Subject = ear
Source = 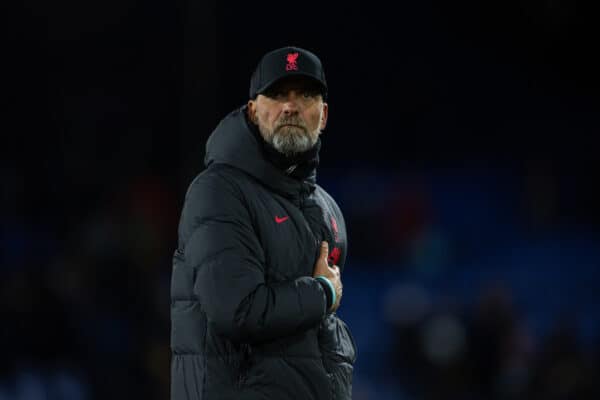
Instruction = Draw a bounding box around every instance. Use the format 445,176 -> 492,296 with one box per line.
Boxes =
319,102 -> 328,133
247,99 -> 257,123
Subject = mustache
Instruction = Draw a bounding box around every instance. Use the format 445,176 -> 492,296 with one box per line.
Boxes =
275,117 -> 307,131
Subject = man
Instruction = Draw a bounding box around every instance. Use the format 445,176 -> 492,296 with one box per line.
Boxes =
171,46 -> 356,400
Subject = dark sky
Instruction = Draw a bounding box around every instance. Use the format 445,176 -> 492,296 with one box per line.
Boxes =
215,1 -> 599,165
4,0 -> 599,227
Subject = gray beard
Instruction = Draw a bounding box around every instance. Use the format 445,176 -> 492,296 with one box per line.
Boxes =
260,126 -> 317,156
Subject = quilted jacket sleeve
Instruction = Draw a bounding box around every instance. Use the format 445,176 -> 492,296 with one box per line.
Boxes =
180,170 -> 328,344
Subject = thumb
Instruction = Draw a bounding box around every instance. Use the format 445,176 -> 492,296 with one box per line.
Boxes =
320,241 -> 329,260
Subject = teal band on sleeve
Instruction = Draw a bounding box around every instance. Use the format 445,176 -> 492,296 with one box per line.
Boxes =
315,275 -> 336,310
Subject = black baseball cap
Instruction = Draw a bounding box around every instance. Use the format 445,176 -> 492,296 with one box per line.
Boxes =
249,46 -> 328,100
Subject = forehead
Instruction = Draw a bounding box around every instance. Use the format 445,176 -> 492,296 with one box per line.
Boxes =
265,76 -> 323,93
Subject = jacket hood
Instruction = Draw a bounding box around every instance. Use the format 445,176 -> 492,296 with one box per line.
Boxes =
205,106 -> 317,198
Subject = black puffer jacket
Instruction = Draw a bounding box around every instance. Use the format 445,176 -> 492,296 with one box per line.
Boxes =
170,106 -> 357,400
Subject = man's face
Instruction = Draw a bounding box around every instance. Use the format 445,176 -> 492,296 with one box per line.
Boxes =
248,76 -> 328,156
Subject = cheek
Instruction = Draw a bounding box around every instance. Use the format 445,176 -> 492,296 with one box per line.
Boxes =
259,110 -> 277,126
305,110 -> 322,128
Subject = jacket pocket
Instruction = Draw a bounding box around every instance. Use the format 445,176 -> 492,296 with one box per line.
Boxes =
319,315 -> 357,400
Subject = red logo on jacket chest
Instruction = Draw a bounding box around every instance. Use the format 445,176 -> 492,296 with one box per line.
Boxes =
275,215 -> 289,224
328,246 -> 341,266
328,215 -> 341,265
330,216 -> 339,241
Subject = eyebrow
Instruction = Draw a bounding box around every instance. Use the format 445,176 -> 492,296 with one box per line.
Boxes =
268,84 -> 321,94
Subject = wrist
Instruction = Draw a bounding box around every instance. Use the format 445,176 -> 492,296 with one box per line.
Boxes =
315,275 -> 336,312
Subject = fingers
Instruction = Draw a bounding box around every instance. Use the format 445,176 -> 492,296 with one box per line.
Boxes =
330,263 -> 340,275
314,242 -> 342,282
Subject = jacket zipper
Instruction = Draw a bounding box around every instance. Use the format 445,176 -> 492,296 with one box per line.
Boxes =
298,188 -> 320,261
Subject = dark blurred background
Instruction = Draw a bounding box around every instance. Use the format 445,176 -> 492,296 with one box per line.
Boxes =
2,0 -> 600,399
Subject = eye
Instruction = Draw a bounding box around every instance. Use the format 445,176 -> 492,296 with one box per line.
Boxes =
264,89 -> 284,99
302,90 -> 319,99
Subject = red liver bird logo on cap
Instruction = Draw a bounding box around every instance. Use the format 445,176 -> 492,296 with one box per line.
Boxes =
286,53 -> 299,71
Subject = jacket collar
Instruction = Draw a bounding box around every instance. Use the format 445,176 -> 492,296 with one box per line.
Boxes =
204,106 -> 318,199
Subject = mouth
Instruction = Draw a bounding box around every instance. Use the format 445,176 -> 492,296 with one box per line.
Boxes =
278,123 -> 305,130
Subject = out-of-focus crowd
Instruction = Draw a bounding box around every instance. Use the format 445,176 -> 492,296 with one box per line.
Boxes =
2,163 -> 599,400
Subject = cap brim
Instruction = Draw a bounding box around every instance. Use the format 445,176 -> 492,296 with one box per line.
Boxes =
254,72 -> 327,99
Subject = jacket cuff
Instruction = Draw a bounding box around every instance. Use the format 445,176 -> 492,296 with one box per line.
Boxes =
315,276 -> 335,312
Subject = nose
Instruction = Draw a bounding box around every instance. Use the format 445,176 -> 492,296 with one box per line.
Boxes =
281,91 -> 300,114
